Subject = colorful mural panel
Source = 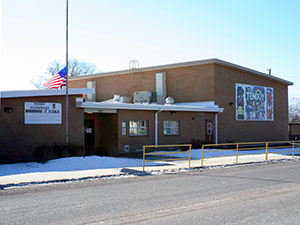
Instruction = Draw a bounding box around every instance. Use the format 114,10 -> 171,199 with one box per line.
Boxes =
236,83 -> 274,121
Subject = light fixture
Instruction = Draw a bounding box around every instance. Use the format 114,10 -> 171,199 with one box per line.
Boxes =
4,107 -> 13,113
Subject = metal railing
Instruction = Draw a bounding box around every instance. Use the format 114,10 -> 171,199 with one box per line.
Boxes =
201,141 -> 300,167
143,144 -> 192,171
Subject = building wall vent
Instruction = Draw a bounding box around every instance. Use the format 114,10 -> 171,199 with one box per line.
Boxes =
124,145 -> 130,152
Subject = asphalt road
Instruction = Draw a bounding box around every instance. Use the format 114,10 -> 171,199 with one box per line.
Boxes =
1,161 -> 300,225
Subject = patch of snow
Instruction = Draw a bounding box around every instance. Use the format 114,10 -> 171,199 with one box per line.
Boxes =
0,156 -> 166,177
1,147 -> 298,178
152,147 -> 297,159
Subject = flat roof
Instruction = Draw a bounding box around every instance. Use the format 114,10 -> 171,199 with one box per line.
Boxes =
0,88 -> 95,99
70,58 -> 293,86
79,101 -> 224,113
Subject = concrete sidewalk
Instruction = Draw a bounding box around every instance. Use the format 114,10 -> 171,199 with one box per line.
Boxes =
0,153 -> 298,187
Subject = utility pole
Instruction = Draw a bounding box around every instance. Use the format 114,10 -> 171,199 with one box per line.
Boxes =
65,0 -> 69,145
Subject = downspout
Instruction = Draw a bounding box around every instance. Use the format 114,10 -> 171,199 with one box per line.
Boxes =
155,109 -> 163,146
215,111 -> 222,144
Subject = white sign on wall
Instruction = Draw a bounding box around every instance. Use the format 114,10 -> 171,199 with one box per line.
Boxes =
122,122 -> 126,135
24,102 -> 62,124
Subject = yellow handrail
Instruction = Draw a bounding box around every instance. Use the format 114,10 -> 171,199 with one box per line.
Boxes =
143,144 -> 192,171
201,140 -> 299,167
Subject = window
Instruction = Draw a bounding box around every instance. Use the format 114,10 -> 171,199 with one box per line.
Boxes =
163,120 -> 180,135
129,120 -> 148,136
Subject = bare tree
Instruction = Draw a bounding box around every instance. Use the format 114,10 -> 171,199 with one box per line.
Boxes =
290,113 -> 300,123
289,103 -> 300,123
32,59 -> 98,89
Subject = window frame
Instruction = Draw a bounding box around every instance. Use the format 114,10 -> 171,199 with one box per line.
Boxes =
129,120 -> 149,136
163,120 -> 180,136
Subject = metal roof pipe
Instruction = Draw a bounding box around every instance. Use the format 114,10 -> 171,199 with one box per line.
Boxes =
215,112 -> 222,144
155,109 -> 163,146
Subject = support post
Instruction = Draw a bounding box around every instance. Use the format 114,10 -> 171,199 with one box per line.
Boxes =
188,144 -> 192,168
265,142 -> 269,160
143,146 -> 145,172
236,144 -> 239,164
201,145 -> 204,167
292,141 -> 295,159
215,113 -> 218,144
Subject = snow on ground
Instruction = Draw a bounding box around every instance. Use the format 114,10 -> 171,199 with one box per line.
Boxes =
1,147 -> 298,177
0,156 -> 166,177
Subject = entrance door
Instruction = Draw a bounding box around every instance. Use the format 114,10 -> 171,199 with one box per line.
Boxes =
84,119 -> 95,148
205,119 -> 214,144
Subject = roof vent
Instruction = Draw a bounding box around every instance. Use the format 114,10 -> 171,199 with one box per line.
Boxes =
165,97 -> 174,105
114,95 -> 120,102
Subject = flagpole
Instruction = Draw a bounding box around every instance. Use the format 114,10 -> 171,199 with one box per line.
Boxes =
65,0 -> 69,146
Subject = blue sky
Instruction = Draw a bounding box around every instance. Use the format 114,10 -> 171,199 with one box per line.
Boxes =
1,0 -> 300,96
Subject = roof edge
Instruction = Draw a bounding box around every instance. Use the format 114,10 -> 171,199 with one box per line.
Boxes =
213,59 -> 293,86
69,58 -> 293,86
79,101 -> 224,113
0,88 -> 95,99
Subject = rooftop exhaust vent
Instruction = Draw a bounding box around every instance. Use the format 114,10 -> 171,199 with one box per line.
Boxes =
114,95 -> 120,102
165,97 -> 174,105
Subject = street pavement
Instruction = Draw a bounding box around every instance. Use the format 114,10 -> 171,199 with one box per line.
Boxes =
1,160 -> 300,224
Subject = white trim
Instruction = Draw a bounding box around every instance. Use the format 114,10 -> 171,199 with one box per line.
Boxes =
1,88 -> 95,99
84,108 -> 117,114
70,58 -> 293,86
79,101 -> 224,113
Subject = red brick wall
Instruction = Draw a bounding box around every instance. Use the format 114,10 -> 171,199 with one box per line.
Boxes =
69,64 -> 215,103
118,110 -> 155,153
68,62 -> 290,144
158,111 -> 214,146
0,95 -> 84,163
214,64 -> 289,142
117,110 -> 215,154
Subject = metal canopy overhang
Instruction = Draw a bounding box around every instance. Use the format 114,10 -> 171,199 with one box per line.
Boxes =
79,102 -> 224,113
0,88 -> 95,99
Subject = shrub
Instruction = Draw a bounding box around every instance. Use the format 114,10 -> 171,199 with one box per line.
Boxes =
68,144 -> 85,157
191,139 -> 203,149
32,144 -> 51,163
33,144 -> 85,163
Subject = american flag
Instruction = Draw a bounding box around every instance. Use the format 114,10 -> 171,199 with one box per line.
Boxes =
44,67 -> 67,89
